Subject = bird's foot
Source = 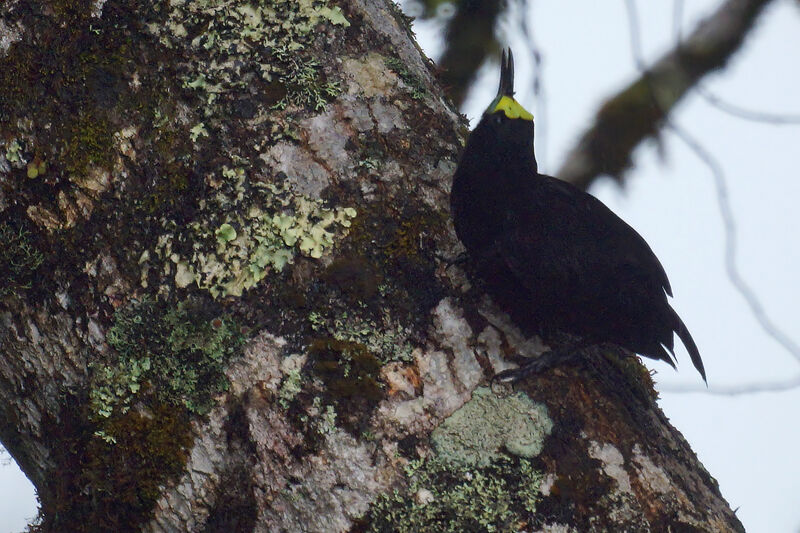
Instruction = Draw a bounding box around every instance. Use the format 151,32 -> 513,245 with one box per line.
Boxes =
492,347 -> 583,383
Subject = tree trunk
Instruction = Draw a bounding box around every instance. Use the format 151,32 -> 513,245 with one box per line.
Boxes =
0,1 -> 743,531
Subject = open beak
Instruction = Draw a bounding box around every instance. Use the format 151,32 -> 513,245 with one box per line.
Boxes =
497,48 -> 515,98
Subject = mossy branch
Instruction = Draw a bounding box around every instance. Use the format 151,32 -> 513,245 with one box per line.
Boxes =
556,0 -> 774,190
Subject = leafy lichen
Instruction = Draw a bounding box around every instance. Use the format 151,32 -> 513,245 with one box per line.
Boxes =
363,388 -> 552,531
159,0 -> 349,115
151,166 -> 357,298
89,298 -> 244,433
308,307 -> 415,365
365,454 -> 544,533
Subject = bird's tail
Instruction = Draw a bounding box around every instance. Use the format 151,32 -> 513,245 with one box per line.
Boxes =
671,307 -> 707,383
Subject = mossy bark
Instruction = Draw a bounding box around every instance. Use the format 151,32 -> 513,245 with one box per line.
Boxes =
0,1 -> 743,531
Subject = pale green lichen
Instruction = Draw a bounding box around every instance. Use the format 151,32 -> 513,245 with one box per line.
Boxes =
308,307 -> 414,364
3,138 -> 23,165
158,0 -> 349,115
90,299 -> 244,438
365,389 -> 550,531
189,122 -> 209,142
153,166 -> 357,298
305,396 -> 338,436
215,223 -> 237,244
366,454 -> 544,533
278,354 -> 306,409
431,387 -> 553,467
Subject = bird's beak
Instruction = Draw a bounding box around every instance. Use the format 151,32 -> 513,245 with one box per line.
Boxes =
486,48 -> 533,121
497,48 -> 515,98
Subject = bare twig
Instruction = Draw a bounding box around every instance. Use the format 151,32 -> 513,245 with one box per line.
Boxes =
556,0 -> 774,191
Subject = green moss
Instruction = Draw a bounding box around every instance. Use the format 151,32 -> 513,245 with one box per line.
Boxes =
90,298 -> 244,427
365,454 -> 543,533
431,387 -> 553,467
63,110 -> 115,175
309,337 -> 383,400
307,337 -> 384,435
82,404 -> 193,526
0,2 -> 134,178
40,400 -> 193,533
599,346 -> 659,401
0,221 -> 44,298
342,204 -> 446,324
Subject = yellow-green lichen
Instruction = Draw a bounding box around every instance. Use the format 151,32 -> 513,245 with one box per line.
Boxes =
26,159 -> 47,179
431,387 -> 553,467
153,166 -> 357,298
3,138 -> 24,165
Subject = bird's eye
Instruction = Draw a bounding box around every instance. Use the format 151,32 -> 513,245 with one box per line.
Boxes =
492,114 -> 503,125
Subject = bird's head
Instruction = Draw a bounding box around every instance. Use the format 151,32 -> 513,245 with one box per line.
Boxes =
470,49 -> 536,168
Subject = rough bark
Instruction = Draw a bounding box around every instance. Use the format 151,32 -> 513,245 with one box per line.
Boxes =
557,0 -> 774,190
0,1 -> 742,532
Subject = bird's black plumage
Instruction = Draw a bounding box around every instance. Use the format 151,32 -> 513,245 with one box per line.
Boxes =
450,49 -> 706,381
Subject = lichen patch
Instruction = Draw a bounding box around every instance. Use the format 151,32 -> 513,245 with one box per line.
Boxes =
432,387 -> 553,468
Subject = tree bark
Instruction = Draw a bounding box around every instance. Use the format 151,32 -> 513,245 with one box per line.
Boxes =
0,1 -> 743,532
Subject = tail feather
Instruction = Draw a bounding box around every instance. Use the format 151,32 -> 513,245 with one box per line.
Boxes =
655,344 -> 677,369
671,307 -> 707,383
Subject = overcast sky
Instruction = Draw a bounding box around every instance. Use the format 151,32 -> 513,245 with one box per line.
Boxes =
2,1 -> 800,532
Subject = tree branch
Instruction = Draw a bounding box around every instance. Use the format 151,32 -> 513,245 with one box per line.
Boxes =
556,0 -> 774,190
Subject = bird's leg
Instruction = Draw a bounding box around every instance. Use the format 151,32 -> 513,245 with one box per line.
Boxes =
493,340 -> 593,383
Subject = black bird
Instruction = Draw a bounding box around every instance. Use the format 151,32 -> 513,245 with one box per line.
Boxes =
450,49 -> 706,382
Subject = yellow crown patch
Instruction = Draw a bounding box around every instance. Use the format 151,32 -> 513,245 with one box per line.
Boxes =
490,95 -> 534,121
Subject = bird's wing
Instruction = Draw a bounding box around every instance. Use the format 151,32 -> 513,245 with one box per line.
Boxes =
493,173 -> 676,322
519,175 -> 673,296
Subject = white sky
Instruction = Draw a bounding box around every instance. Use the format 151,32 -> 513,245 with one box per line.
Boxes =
1,1 -> 799,532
